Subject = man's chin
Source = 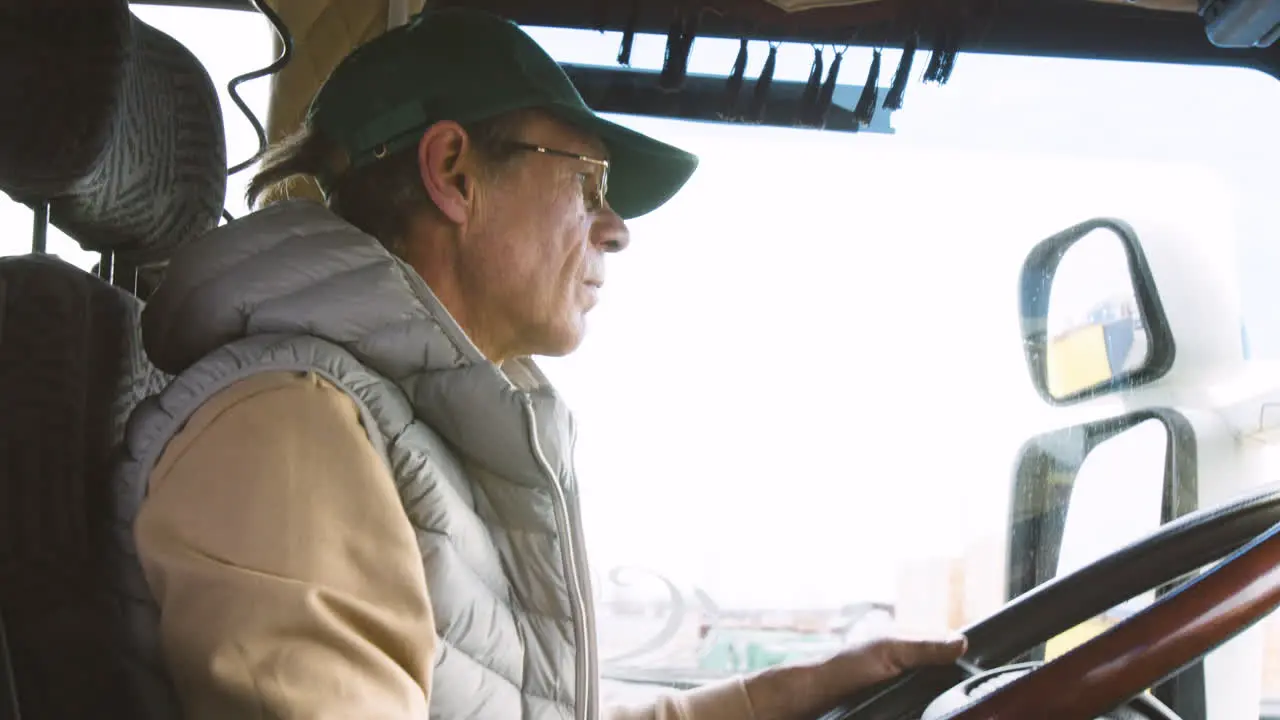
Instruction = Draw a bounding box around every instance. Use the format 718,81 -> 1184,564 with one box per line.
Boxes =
537,320 -> 587,358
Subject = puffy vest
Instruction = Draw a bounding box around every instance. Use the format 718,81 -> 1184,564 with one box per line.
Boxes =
118,200 -> 599,719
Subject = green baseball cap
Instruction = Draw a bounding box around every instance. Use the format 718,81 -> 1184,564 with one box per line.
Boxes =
307,7 -> 699,220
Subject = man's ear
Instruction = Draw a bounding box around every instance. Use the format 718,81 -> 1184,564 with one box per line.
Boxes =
417,121 -> 473,225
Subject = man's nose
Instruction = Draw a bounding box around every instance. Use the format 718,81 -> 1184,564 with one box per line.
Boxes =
593,211 -> 631,253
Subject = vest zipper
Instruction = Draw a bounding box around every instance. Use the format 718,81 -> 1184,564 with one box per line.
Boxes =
521,396 -> 592,720
567,418 -> 600,720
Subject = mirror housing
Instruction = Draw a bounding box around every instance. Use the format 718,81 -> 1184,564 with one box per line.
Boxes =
1006,409 -> 1199,605
1019,218 -> 1176,405
1005,408 -> 1205,714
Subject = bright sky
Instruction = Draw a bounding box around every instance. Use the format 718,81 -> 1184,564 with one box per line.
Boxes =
2,7 -> 1279,613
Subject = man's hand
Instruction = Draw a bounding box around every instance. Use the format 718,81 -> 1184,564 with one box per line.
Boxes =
743,632 -> 968,720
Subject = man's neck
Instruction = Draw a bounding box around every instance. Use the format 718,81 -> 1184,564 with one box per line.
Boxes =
405,265 -> 508,365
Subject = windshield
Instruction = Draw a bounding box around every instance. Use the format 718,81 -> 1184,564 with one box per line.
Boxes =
0,7 -> 1277,718
521,27 -> 1280,713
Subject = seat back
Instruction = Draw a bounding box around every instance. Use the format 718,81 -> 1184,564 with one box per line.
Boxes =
0,2 -> 226,717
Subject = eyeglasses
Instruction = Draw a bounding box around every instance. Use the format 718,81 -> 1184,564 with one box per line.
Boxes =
504,141 -> 610,213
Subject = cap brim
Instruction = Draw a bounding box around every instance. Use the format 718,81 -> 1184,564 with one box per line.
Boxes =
550,104 -> 699,221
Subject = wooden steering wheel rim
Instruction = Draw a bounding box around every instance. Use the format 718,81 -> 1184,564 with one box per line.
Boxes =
945,519 -> 1280,719
832,485 -> 1280,719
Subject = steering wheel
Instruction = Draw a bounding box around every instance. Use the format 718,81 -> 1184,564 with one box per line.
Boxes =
823,483 -> 1280,720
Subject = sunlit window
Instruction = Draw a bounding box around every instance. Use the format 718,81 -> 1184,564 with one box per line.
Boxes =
524,27 -> 1280,710
0,5 -> 272,269
2,7 -> 1277,715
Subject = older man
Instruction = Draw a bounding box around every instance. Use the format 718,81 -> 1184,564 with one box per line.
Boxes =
125,8 -> 964,720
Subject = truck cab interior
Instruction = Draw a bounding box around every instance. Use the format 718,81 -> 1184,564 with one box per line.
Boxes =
2,1 -> 1280,718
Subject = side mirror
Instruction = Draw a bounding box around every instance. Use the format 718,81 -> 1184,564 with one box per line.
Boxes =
1006,409 -> 1198,605
1004,409 -> 1204,713
1019,218 -> 1175,404
1046,418 -> 1169,659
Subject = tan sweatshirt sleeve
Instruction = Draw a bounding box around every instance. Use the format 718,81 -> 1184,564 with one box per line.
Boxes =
134,371 -> 436,720
604,679 -> 758,720
134,370 -> 756,720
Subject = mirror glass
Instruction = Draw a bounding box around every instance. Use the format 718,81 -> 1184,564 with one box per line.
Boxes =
1044,227 -> 1151,400
1044,418 -> 1168,661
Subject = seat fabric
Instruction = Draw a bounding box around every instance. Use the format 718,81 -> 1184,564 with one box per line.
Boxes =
0,2 -> 227,717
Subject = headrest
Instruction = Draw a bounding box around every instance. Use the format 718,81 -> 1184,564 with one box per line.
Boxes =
0,1 -> 227,264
